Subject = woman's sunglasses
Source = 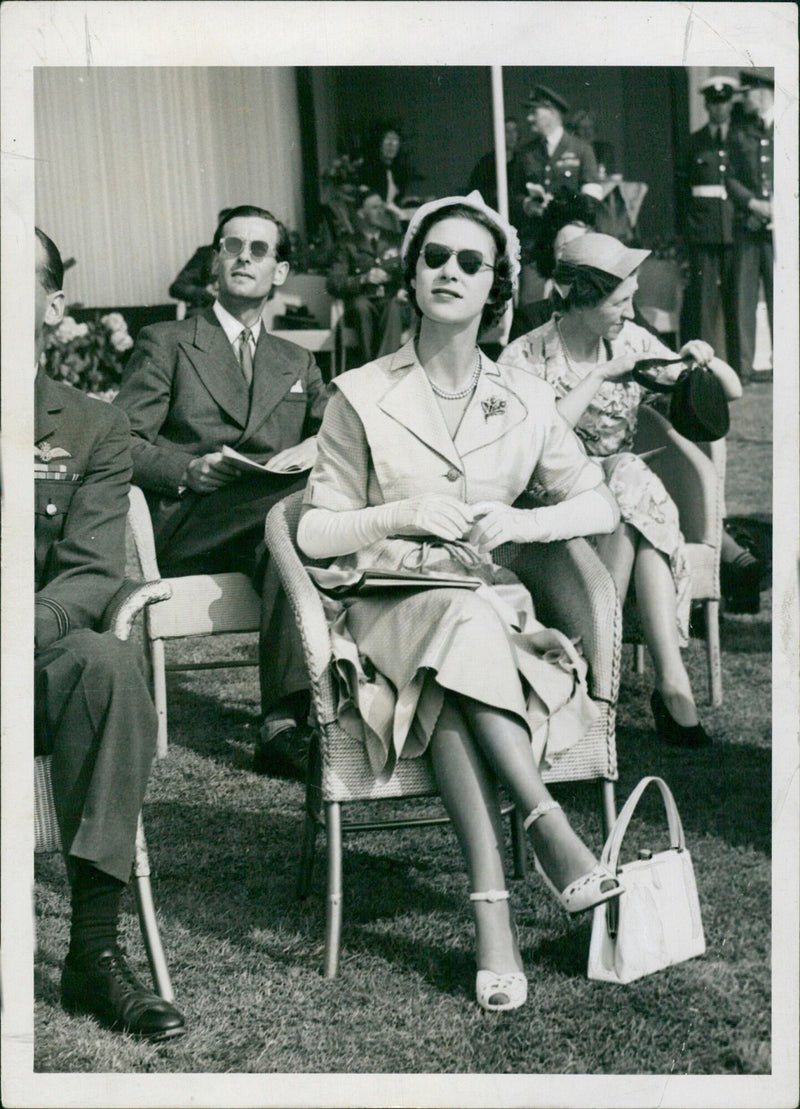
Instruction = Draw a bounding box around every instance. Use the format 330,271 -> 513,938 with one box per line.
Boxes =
219,236 -> 275,261
421,243 -> 495,277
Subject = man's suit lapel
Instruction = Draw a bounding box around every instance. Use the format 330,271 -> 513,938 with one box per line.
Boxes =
242,331 -> 302,442
181,310 -> 250,428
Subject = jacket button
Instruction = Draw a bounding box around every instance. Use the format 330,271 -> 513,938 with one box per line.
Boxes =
445,468 -> 460,482
46,502 -> 58,516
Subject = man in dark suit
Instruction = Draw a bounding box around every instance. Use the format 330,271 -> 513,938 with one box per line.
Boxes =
114,205 -> 328,776
34,228 -> 186,1041
326,190 -> 408,363
466,116 -> 524,212
727,69 -> 774,382
510,85 -> 602,304
680,76 -> 739,363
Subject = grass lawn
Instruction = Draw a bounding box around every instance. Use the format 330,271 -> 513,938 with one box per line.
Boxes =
33,385 -> 774,1076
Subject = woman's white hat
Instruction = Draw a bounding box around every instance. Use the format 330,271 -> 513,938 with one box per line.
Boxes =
401,191 -> 521,291
553,231 -> 650,298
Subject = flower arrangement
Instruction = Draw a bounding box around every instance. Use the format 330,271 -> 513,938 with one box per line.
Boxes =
43,311 -> 134,400
321,154 -> 364,190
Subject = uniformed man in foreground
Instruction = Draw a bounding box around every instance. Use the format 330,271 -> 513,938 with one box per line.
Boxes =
681,76 -> 739,363
34,227 -> 186,1041
727,68 -> 774,383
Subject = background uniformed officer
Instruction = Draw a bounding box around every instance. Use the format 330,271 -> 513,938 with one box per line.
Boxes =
727,68 -> 774,382
680,75 -> 739,364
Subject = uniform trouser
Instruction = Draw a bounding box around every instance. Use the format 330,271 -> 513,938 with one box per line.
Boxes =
687,244 -> 738,365
347,295 -> 408,363
734,231 -> 773,378
151,474 -> 310,718
35,629 -> 157,884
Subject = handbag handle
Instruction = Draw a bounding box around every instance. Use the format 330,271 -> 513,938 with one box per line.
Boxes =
601,776 -> 686,874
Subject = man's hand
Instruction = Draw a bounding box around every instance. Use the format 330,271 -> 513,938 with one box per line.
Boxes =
268,436 -> 318,474
393,494 -> 477,542
748,198 -> 772,222
183,451 -> 241,494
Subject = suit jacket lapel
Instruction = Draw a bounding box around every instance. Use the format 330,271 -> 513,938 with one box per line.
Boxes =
181,310 -> 250,428
378,344 -> 463,470
242,330 -> 303,442
455,359 -> 528,457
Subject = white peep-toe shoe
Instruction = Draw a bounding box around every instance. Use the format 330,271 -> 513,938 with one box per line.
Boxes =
470,889 -> 528,1012
524,801 -> 624,916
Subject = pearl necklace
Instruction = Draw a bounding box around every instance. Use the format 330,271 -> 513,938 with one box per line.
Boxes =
425,349 -> 482,400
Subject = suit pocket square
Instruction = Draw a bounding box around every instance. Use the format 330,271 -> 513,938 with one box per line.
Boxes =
289,380 -> 305,394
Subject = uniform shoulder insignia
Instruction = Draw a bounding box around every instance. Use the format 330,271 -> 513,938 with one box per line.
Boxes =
35,442 -> 72,462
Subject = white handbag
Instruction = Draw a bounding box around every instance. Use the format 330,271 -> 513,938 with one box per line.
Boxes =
588,776 -> 706,984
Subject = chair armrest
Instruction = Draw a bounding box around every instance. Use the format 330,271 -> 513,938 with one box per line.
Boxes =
126,486 -> 162,581
100,579 -> 173,641
634,405 -> 722,546
496,538 -> 621,704
265,493 -> 338,723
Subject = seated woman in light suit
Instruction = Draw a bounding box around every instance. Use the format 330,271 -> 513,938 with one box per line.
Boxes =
296,192 -> 624,1012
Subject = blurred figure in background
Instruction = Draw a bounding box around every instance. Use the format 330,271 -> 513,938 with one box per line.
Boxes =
680,77 -> 739,364
359,122 -> 422,229
568,108 -> 616,180
467,117 -> 524,211
727,68 -> 774,383
169,208 -> 233,315
326,189 -> 409,364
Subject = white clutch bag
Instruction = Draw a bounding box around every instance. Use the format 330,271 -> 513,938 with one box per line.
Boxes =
588,776 -> 706,984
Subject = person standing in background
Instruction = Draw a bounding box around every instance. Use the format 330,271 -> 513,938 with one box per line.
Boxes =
168,208 -> 233,315
727,68 -> 774,383
680,77 -> 739,365
467,117 -> 524,211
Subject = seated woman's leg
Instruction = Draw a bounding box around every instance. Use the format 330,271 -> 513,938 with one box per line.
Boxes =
634,540 -> 698,726
456,696 -> 612,898
428,697 -> 522,982
593,519 -> 637,603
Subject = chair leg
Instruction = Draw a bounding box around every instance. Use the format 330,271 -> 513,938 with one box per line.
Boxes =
705,599 -> 722,707
132,816 -> 174,1002
150,637 -> 169,758
510,807 -> 528,879
600,779 -> 617,841
296,809 -> 318,899
633,643 -> 646,674
323,802 -> 343,979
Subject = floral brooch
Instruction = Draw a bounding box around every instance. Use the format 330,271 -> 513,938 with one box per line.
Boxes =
481,396 -> 506,421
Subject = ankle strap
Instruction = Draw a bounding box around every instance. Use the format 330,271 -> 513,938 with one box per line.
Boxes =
469,889 -> 509,903
523,800 -> 562,831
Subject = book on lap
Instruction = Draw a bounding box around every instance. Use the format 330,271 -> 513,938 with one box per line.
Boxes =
307,566 -> 483,599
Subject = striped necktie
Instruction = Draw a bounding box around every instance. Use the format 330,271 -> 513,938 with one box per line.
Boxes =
238,328 -> 254,386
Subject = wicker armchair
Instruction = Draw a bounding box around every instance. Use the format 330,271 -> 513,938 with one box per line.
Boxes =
35,578 -> 175,1000
265,490 -> 621,978
631,404 -> 726,705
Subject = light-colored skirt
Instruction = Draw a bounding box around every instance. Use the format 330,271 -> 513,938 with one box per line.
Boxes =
316,537 -> 599,779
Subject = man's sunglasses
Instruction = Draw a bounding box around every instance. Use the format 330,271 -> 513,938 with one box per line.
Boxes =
421,243 -> 495,276
219,236 -> 275,261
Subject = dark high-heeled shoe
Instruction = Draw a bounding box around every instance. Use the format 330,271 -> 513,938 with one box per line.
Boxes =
651,690 -> 712,749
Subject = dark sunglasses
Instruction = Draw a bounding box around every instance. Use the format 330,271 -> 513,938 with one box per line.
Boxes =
219,236 -> 275,261
421,242 -> 495,276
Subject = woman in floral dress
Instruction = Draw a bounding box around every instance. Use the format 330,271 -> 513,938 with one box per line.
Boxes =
500,231 -> 741,747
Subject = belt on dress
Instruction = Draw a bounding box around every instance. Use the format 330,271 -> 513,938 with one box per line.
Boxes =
691,185 -> 728,199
